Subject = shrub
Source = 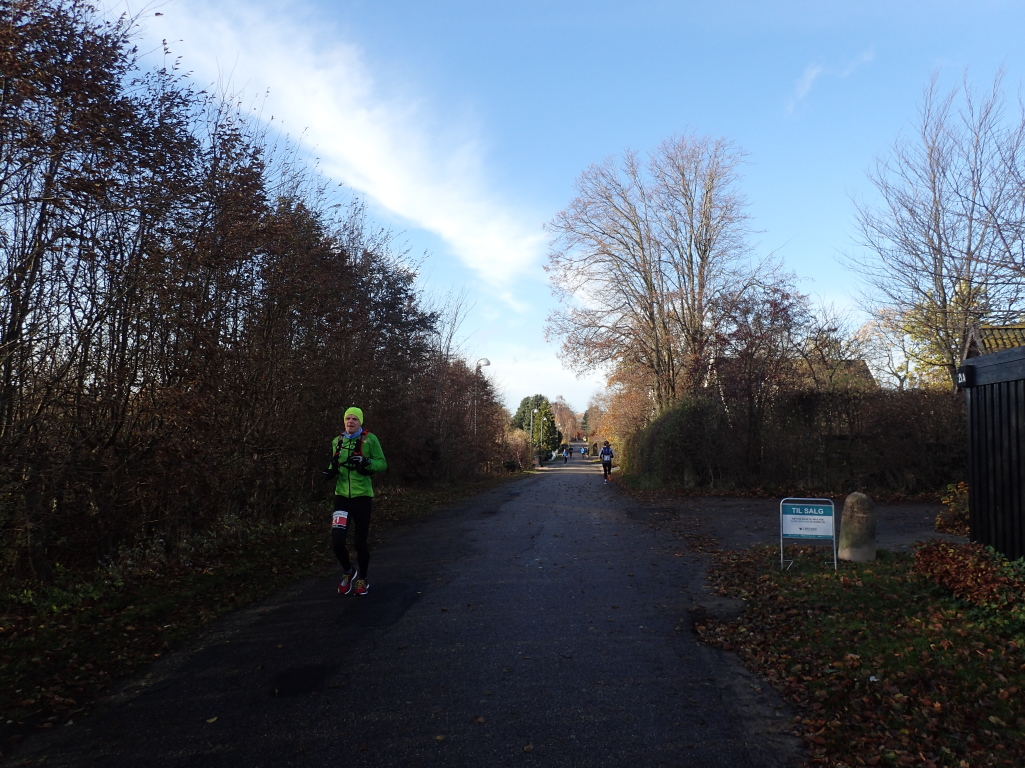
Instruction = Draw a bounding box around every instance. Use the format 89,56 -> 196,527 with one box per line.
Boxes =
628,397 -> 737,488
936,481 -> 970,535
914,541 -> 1025,623
628,388 -> 965,495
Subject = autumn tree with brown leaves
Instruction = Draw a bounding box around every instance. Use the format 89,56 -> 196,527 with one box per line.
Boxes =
0,0 -> 505,582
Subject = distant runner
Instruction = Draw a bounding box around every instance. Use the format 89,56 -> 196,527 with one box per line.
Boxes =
599,441 -> 614,483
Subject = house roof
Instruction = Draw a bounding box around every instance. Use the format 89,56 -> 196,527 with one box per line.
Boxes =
970,325 -> 1025,356
805,359 -> 878,389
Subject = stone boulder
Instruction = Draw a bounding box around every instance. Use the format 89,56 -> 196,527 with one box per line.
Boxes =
838,492 -> 876,562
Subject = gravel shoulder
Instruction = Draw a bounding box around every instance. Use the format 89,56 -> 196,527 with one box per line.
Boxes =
627,490 -> 968,645
658,494 -> 966,553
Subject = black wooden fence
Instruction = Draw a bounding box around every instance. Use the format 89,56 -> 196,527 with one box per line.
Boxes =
958,346 -> 1025,560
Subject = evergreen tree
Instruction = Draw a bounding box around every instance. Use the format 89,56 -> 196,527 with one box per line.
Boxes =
536,401 -> 560,452
510,394 -> 550,432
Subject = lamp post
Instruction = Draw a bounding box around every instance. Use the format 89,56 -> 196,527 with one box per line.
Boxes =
473,358 -> 490,436
541,417 -> 547,456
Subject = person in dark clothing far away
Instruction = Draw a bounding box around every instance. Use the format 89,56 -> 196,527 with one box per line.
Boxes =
599,441 -> 614,482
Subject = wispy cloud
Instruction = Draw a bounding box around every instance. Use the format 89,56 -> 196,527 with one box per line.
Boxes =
144,0 -> 543,291
841,48 -> 876,77
786,48 -> 875,114
492,343 -> 606,413
796,65 -> 824,100
788,64 -> 824,112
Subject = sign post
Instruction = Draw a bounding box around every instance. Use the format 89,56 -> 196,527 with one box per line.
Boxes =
780,498 -> 836,571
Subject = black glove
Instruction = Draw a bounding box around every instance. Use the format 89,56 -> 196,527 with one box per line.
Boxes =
352,455 -> 372,475
322,468 -> 338,480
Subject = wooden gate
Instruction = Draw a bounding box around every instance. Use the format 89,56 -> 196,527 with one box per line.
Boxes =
958,346 -> 1025,559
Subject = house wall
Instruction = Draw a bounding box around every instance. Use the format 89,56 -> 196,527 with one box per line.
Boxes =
959,347 -> 1025,559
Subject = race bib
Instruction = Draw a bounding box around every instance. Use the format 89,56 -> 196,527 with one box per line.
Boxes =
332,511 -> 349,528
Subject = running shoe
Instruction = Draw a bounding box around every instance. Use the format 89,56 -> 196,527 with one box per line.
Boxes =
338,566 -> 357,595
353,578 -> 370,597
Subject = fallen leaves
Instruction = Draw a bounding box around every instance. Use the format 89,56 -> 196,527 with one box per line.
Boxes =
915,541 -> 1025,623
697,544 -> 1025,767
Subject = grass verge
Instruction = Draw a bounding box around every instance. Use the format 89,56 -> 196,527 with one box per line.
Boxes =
0,473 -> 527,756
698,544 -> 1025,767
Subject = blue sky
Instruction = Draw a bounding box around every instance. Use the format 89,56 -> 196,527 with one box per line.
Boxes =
128,0 -> 1025,413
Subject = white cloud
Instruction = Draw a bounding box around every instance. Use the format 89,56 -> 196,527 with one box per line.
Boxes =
841,47 -> 876,77
143,0 -> 543,290
786,48 -> 875,114
124,0 -> 602,408
489,343 -> 605,414
787,64 -> 823,113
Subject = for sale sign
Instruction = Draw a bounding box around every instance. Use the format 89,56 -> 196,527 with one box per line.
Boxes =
781,501 -> 834,539
780,498 -> 836,570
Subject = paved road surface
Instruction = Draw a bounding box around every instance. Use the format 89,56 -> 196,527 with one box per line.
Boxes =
10,460 -> 798,767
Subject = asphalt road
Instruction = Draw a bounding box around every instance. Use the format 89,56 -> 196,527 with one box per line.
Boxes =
10,460 -> 799,767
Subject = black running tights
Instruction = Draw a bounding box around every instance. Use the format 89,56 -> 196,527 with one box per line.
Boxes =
332,495 -> 373,578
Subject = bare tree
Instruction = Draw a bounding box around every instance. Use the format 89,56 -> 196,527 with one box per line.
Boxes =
549,395 -> 578,441
545,134 -> 755,416
649,135 -> 756,391
855,310 -> 915,390
849,71 -> 1025,388
545,151 -> 675,412
798,303 -> 872,391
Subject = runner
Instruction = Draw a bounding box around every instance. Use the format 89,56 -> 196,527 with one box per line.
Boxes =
599,441 -> 614,482
324,407 -> 387,596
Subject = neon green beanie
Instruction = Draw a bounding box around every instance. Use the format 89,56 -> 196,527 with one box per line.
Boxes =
344,406 -> 364,423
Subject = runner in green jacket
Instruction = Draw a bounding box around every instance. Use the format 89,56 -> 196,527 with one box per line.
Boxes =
326,406 -> 387,596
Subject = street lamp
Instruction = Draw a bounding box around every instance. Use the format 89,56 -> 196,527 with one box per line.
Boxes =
473,358 -> 491,436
